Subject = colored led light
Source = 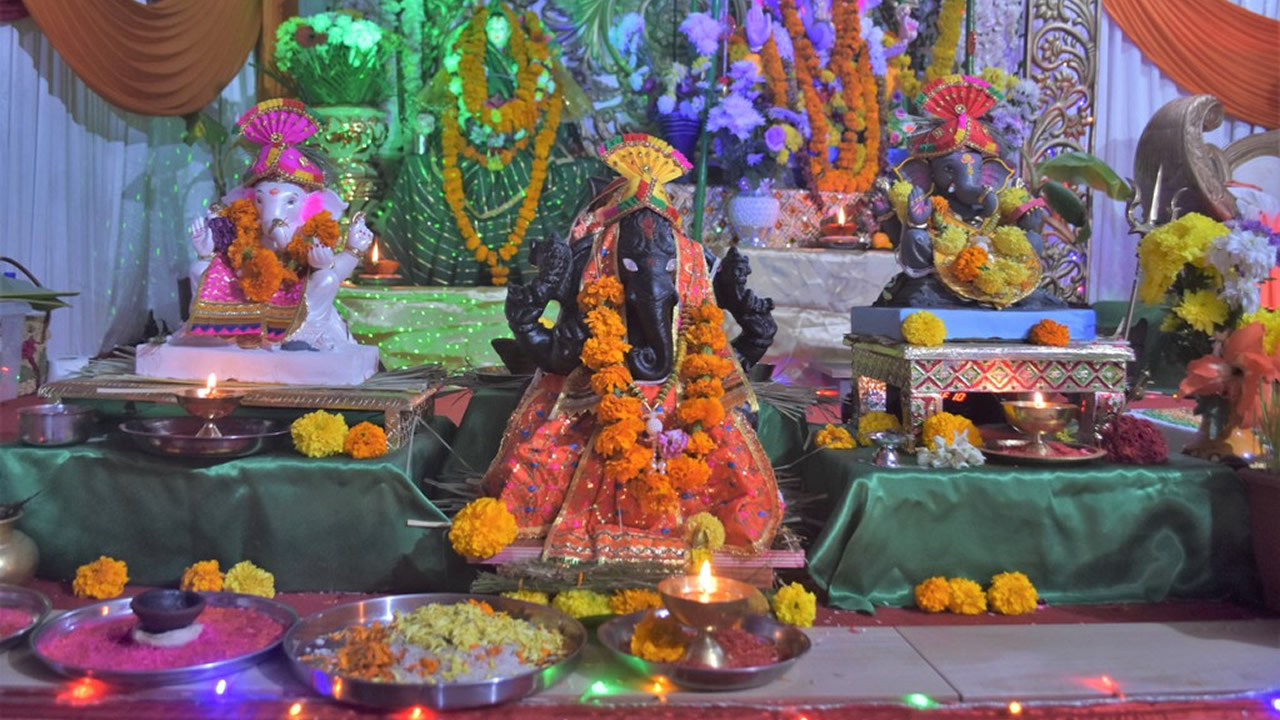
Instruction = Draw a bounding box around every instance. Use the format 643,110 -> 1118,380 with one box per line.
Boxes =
215,679 -> 227,695
905,692 -> 934,709
289,701 -> 302,716
1009,700 -> 1023,715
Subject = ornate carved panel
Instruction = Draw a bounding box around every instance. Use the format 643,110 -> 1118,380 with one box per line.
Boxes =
1023,0 -> 1099,304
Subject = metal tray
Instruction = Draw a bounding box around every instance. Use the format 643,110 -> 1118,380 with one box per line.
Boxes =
0,584 -> 51,650
982,438 -> 1108,466
597,610 -> 811,691
120,417 -> 289,459
29,592 -> 297,685
284,593 -> 585,711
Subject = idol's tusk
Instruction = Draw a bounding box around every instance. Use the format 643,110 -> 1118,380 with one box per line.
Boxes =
1147,166 -> 1163,225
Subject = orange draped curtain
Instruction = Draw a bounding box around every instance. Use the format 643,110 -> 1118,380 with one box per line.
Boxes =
1103,0 -> 1280,129
21,0 -> 262,117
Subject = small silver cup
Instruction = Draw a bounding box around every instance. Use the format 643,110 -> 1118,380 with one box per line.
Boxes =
869,431 -> 909,468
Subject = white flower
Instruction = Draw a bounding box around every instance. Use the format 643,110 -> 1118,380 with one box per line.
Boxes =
917,430 -> 985,468
657,95 -> 676,115
1207,228 -> 1273,312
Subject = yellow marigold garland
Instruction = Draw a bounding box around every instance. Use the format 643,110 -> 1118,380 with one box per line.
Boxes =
856,411 -> 902,446
815,423 -> 856,449
926,0 -> 966,84
772,582 -> 817,627
987,571 -> 1038,615
73,556 -> 129,599
610,588 -> 664,615
441,5 -> 564,285
449,497 -> 519,559
902,311 -> 946,346
922,411 -> 983,450
579,277 -> 730,520
914,576 -> 950,613
224,560 -> 275,598
180,560 -> 224,592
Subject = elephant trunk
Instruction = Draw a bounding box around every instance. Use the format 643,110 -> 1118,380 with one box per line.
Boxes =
266,218 -> 292,251
627,292 -> 677,382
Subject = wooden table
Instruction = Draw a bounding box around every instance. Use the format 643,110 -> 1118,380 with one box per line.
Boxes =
846,335 -> 1134,443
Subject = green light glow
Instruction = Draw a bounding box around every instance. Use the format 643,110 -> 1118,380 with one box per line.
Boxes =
905,692 -> 934,709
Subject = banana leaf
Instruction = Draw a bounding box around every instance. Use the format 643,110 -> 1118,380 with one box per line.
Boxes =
1036,152 -> 1134,202
1040,179 -> 1088,227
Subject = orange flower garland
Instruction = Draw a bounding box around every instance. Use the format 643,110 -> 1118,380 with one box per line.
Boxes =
760,35 -> 791,110
219,200 -> 340,301
441,5 -> 563,285
579,277 -> 731,520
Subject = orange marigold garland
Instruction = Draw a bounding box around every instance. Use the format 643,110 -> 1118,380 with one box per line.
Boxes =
579,277 -> 731,520
441,5 -> 564,285
219,201 -> 341,303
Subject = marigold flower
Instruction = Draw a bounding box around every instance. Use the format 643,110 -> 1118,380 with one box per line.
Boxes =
688,303 -> 725,325
344,421 -> 388,459
992,225 -> 1033,259
585,307 -> 626,339
686,431 -> 716,457
552,589 -> 612,618
501,590 -> 550,605
589,364 -> 635,396
902,311 -> 946,346
684,512 -> 726,550
922,412 -> 983,450
815,423 -> 856,449
291,410 -> 348,458
685,322 -> 727,348
581,336 -> 630,370
666,454 -> 712,491
772,582 -> 817,627
224,560 -> 275,598
598,394 -> 644,424
630,610 -> 688,662
72,556 -> 129,599
595,416 -> 644,456
946,577 -> 987,615
856,411 -> 901,446
605,445 -> 654,483
578,276 -> 624,310
449,497 -> 518,560
951,245 -> 989,283
677,397 -> 726,428
682,378 -> 726,400
610,588 -> 663,615
240,249 -> 286,302
1028,318 -> 1070,347
680,353 -> 734,381
180,559 -> 224,592
987,571 -> 1038,615
914,576 -> 950,613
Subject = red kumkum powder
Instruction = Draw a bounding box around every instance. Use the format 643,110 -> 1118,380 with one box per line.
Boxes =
683,628 -> 780,669
0,607 -> 35,637
39,607 -> 285,671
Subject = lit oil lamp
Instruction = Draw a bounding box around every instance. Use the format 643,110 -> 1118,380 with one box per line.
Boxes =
175,373 -> 244,439
820,205 -> 856,238
357,239 -> 403,285
1002,391 -> 1077,456
657,560 -> 756,668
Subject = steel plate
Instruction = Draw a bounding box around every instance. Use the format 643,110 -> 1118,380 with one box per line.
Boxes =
0,584 -> 51,650
119,417 -> 288,459
29,592 -> 297,685
283,593 -> 585,710
982,438 -> 1108,465
597,610 -> 811,691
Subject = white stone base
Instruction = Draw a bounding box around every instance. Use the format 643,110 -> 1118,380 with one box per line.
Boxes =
136,342 -> 380,386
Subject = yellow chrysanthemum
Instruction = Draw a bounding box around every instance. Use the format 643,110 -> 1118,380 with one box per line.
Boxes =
856,411 -> 902,446
992,226 -> 1033,259
902,311 -> 946,346
1173,289 -> 1229,336
974,266 -> 1009,295
609,588 -> 663,615
995,257 -> 1032,287
946,577 -> 987,615
889,180 -> 915,220
291,410 -> 348,458
180,559 -> 224,592
1137,212 -> 1229,305
987,571 -> 1038,615
449,497 -> 518,560
72,556 -> 129,599
922,412 -> 983,450
501,590 -> 550,606
981,66 -> 1012,93
551,589 -> 612,618
935,225 -> 967,255
914,576 -> 950,613
772,582 -> 817,627
997,186 -> 1032,217
684,512 -> 726,551
1239,309 -> 1280,353
815,423 -> 856,449
630,611 -> 688,662
223,560 -> 275,598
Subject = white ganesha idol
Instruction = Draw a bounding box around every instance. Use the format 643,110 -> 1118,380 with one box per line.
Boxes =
137,99 -> 379,385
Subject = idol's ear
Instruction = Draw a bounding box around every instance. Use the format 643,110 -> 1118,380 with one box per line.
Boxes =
981,156 -> 1014,191
302,188 -> 348,221
895,157 -> 934,194
220,185 -> 253,204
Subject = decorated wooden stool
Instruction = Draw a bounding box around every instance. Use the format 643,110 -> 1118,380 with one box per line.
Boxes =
846,335 -> 1134,445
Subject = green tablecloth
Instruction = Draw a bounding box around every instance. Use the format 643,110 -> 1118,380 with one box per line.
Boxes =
2,416 -> 470,593
803,448 -> 1259,612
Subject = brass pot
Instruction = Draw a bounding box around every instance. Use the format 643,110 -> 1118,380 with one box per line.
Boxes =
0,511 -> 38,585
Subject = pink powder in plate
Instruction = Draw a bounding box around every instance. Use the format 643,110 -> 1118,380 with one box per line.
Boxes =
0,607 -> 34,637
39,607 -> 285,671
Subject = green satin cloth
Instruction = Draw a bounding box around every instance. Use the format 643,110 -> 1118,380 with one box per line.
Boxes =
803,448 -> 1260,612
2,416 -> 473,593
335,285 -> 508,370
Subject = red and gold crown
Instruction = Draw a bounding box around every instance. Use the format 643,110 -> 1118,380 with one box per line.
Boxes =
910,75 -> 1004,158
593,134 -> 691,228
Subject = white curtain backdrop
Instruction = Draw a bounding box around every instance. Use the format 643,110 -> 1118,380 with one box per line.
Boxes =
1089,0 -> 1280,302
0,17 -> 255,361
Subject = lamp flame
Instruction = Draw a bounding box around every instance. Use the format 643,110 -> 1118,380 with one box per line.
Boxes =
198,373 -> 217,398
837,207 -> 846,225
371,240 -> 379,264
697,560 -> 713,592
1033,391 -> 1045,408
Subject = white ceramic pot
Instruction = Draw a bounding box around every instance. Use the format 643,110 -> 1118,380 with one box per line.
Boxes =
728,191 -> 780,247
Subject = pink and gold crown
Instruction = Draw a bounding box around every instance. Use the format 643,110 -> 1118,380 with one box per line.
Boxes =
910,75 -> 1003,158
237,98 -> 325,190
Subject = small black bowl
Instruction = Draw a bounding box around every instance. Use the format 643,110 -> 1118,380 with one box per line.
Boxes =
130,589 -> 206,634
